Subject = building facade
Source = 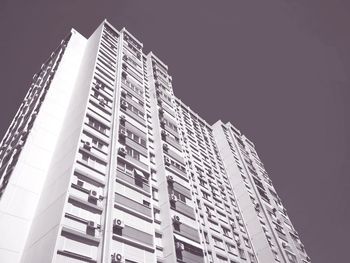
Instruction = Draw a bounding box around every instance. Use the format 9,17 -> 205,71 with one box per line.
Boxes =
0,20 -> 310,263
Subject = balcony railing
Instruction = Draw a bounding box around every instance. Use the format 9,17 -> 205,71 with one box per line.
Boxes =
116,169 -> 150,194
115,193 -> 152,218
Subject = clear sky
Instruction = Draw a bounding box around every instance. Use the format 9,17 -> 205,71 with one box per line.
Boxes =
0,1 -> 349,262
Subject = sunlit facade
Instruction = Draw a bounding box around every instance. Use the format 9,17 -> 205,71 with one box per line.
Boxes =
0,20 -> 310,263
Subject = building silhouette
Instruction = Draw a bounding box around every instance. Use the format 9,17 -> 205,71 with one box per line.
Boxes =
0,20 -> 310,263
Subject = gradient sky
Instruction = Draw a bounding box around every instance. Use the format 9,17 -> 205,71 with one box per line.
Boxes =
0,1 -> 349,262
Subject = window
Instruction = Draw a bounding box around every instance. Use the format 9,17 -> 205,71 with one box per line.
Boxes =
128,93 -> 144,106
226,243 -> 235,253
126,129 -> 147,147
150,153 -> 155,164
170,159 -> 185,172
238,248 -> 246,259
173,190 -> 186,203
217,256 -> 228,263
199,178 -> 206,187
117,159 -> 134,175
80,152 -> 106,173
248,253 -> 256,263
126,101 -> 144,118
201,190 -> 210,200
204,232 -> 209,243
88,117 -> 108,134
92,137 -> 105,150
243,238 -> 250,248
155,232 -> 162,247
213,237 -> 224,249
151,169 -> 156,180
153,208 -> 161,222
222,227 -> 231,237
163,118 -> 178,132
122,78 -> 144,96
152,188 -> 159,200
126,146 -> 140,160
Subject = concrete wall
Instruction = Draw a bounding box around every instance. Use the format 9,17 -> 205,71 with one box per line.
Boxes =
20,24 -> 104,263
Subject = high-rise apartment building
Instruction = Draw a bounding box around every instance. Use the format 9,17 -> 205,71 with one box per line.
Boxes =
0,20 -> 310,263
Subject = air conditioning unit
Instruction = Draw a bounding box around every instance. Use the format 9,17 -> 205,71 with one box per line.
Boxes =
118,146 -> 127,156
160,119 -> 166,126
170,194 -> 178,203
87,220 -> 97,229
113,218 -> 125,229
173,215 -> 181,224
20,129 -> 29,135
121,71 -> 128,79
158,108 -> 164,115
282,242 -> 287,248
111,253 -> 124,263
156,89 -> 163,96
277,219 -> 281,224
164,157 -> 171,166
230,222 -> 236,229
175,241 -> 185,251
119,115 -> 126,123
121,100 -> 127,109
167,175 -> 174,182
120,90 -> 127,97
207,211 -> 212,218
236,240 -> 241,246
119,128 -> 127,139
99,98 -> 106,106
83,141 -> 91,150
255,203 -> 260,211
161,130 -> 168,137
163,143 -> 169,151
88,190 -> 98,200
272,208 -> 277,213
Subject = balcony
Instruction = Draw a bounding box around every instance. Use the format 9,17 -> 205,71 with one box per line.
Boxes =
120,107 -> 146,127
121,80 -> 143,101
173,222 -> 200,243
125,95 -> 144,115
173,182 -> 191,199
163,134 -> 182,151
116,169 -> 150,194
124,137 -> 147,157
113,224 -> 153,248
75,161 -> 105,184
171,201 -> 196,220
167,162 -> 187,179
124,154 -> 148,171
162,103 -> 176,117
164,149 -> 185,166
115,193 -> 152,218
163,123 -> 179,139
